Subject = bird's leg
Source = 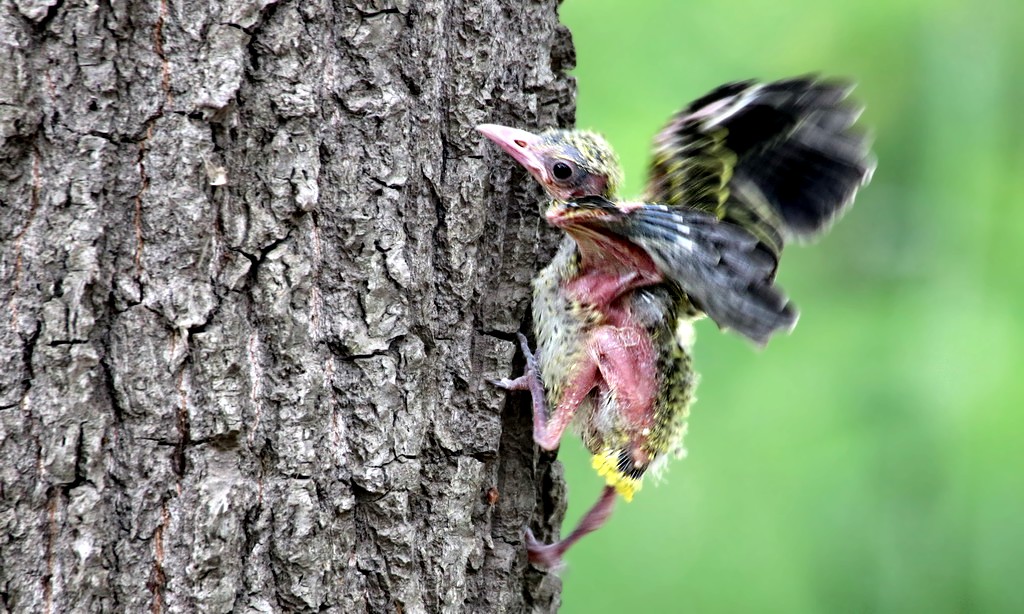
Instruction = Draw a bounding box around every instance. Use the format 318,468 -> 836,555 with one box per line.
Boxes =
564,269 -> 663,313
526,485 -> 617,568
590,324 -> 658,438
489,332 -> 551,433
531,357 -> 598,450
491,331 -> 616,566
491,332 -> 597,451
526,325 -> 656,569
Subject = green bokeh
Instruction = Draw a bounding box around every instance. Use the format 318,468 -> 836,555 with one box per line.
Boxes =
555,0 -> 1024,611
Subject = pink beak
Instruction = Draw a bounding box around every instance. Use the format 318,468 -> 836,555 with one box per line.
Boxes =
476,124 -> 548,181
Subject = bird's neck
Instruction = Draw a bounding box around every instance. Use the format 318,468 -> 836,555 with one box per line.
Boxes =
562,227 -> 661,316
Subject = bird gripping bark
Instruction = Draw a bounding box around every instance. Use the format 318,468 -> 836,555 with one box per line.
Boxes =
480,76 -> 875,568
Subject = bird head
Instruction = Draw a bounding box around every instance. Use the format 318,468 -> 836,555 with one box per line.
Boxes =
476,124 -> 624,201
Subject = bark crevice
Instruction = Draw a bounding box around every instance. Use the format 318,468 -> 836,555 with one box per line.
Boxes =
0,0 -> 575,611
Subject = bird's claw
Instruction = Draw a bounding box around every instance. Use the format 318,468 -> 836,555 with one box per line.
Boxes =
514,332 -> 534,361
486,333 -> 540,392
524,527 -> 566,569
487,377 -> 517,390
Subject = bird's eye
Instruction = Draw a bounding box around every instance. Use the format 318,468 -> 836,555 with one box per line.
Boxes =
552,161 -> 575,181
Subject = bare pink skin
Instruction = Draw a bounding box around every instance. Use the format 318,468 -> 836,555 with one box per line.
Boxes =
492,269 -> 660,568
494,323 -> 655,567
525,486 -> 617,568
480,123 -> 663,567
495,228 -> 662,453
562,225 -> 663,310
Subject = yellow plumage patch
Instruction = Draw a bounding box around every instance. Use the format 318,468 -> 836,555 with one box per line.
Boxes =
591,451 -> 643,502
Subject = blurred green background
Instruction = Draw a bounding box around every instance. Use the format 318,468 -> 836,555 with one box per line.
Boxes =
555,0 -> 1024,611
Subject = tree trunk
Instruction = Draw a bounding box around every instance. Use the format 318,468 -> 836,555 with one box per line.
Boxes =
0,0 -> 574,611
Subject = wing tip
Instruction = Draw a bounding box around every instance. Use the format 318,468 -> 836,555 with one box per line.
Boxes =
740,301 -> 800,348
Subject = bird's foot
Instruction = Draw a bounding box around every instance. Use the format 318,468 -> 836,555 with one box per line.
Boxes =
487,376 -> 529,390
513,332 -> 538,369
487,332 -> 541,390
524,486 -> 618,568
489,333 -> 549,416
524,528 -> 568,570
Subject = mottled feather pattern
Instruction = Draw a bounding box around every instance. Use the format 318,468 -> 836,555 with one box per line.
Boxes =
646,76 -> 875,256
476,75 -> 873,563
532,237 -> 590,408
532,238 -> 696,484
541,129 -> 625,196
636,287 -> 697,466
591,202 -> 797,345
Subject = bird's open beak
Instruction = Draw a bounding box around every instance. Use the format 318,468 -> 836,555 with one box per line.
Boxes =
476,124 -> 548,181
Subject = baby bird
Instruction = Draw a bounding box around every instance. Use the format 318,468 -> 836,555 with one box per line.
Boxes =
479,76 -> 874,567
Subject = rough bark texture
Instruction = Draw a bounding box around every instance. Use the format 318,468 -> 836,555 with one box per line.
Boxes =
0,0 -> 574,611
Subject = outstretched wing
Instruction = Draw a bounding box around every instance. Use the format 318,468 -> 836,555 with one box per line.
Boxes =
578,199 -> 798,345
645,76 -> 874,257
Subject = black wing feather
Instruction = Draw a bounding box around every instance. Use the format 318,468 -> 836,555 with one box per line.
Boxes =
594,203 -> 798,345
646,76 -> 875,255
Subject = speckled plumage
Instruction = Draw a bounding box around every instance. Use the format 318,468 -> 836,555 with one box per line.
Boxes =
531,237 -> 697,500
478,75 -> 874,565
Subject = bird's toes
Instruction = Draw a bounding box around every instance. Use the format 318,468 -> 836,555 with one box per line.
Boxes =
487,377 -> 514,390
524,528 -> 565,569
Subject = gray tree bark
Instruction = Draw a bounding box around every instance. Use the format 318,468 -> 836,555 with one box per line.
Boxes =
0,0 -> 574,611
